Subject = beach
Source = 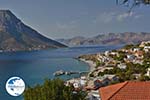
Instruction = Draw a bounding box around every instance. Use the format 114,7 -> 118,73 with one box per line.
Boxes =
80,58 -> 96,72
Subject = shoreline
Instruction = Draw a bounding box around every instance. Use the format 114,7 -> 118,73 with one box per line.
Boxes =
79,58 -> 96,72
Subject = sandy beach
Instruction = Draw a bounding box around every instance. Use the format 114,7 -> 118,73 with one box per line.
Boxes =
80,58 -> 96,72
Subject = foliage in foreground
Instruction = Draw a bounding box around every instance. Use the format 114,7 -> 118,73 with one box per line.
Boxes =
117,0 -> 150,5
117,0 -> 150,12
23,78 -> 86,100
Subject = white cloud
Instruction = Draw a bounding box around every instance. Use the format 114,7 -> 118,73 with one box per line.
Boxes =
94,11 -> 142,23
94,12 -> 116,23
117,11 -> 143,21
117,12 -> 133,21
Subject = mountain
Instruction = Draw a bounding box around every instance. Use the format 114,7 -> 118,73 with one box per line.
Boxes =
57,32 -> 150,46
0,10 -> 66,52
57,36 -> 86,46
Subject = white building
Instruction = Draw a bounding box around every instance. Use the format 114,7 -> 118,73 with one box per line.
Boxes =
146,68 -> 150,77
104,51 -> 110,56
117,63 -> 127,69
133,48 -> 140,52
126,54 -> 136,60
144,46 -> 150,52
87,90 -> 100,100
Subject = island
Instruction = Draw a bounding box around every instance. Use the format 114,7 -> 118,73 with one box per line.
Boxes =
0,10 -> 66,52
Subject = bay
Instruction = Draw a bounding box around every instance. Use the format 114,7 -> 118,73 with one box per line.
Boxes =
0,45 -> 122,100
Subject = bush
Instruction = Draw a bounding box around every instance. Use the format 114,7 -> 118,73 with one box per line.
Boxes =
23,78 -> 86,100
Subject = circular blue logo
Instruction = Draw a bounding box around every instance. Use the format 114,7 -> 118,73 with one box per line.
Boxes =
5,77 -> 25,96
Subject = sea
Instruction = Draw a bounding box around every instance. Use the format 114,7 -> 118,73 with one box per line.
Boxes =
0,45 -> 122,100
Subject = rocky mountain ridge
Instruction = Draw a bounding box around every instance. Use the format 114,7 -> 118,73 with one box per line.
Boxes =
57,32 -> 150,46
0,10 -> 66,52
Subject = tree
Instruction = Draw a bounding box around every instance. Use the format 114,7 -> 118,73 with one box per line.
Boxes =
117,0 -> 150,5
23,78 -> 87,100
123,44 -> 134,49
139,75 -> 150,81
116,0 -> 150,12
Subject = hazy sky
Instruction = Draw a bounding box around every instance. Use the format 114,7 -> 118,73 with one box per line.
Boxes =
0,0 -> 149,39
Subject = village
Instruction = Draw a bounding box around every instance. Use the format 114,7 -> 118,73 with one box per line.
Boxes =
64,41 -> 150,100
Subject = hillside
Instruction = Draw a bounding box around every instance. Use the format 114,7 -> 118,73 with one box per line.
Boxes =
0,10 -> 66,52
57,32 -> 150,46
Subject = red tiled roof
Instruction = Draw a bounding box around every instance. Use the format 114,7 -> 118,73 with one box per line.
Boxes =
99,81 -> 150,100
135,51 -> 144,56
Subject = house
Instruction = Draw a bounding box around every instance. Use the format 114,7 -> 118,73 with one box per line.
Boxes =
97,54 -> 110,63
134,51 -> 144,59
110,52 -> 119,56
140,41 -> 150,47
86,90 -> 100,100
133,59 -> 143,65
94,80 -> 103,89
100,78 -> 111,86
117,63 -> 127,69
104,51 -> 110,56
80,76 -> 87,86
144,46 -> 150,52
120,49 -> 128,53
93,75 -> 118,89
133,48 -> 140,52
146,68 -> 150,77
126,54 -> 135,60
65,77 -> 87,89
133,74 -> 141,79
99,81 -> 150,100
125,54 -> 136,62
104,75 -> 118,82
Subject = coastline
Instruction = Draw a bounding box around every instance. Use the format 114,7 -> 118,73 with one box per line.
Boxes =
79,58 -> 96,72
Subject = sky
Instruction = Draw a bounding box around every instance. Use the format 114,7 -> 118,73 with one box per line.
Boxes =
0,0 -> 150,39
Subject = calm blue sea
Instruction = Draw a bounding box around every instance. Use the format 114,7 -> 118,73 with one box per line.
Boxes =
0,45 -> 122,100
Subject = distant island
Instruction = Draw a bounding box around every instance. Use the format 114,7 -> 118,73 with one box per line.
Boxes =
57,32 -> 150,46
0,10 -> 66,52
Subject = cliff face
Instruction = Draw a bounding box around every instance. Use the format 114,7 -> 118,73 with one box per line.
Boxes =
0,10 -> 66,52
57,32 -> 150,46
